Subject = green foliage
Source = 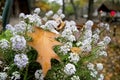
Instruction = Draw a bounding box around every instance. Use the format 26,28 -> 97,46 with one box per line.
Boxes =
49,1 -> 61,13
65,4 -> 74,15
0,30 -> 13,40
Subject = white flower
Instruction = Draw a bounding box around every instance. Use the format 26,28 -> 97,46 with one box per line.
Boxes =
103,36 -> 111,45
11,71 -> 21,80
104,23 -> 110,31
45,20 -> 59,29
34,8 -> 41,14
19,13 -> 25,18
71,75 -> 80,80
96,63 -> 103,71
57,9 -> 62,15
65,21 -> 78,32
90,70 -> 98,78
52,14 -> 59,19
14,53 -> 28,69
62,29 -> 73,37
10,35 -> 26,51
81,43 -> 91,52
64,63 -> 76,75
44,20 -> 59,34
98,74 -> 104,80
6,24 -> 15,32
97,42 -> 106,50
93,28 -> 100,34
87,63 -> 94,70
92,34 -> 99,43
61,22 -> 78,42
60,14 -> 65,19
3,67 -> 9,71
69,53 -> 80,64
98,22 -> 104,27
0,39 -> 10,49
35,69 -> 44,80
14,21 -> 27,33
76,41 -> 82,47
68,35 -> 76,42
42,17 -> 48,22
32,14 -> 42,26
98,50 -> 107,57
45,10 -> 53,17
0,72 -> 7,80
97,41 -> 105,48
85,20 -> 94,29
83,30 -> 92,39
60,42 -> 72,54
25,14 -> 42,26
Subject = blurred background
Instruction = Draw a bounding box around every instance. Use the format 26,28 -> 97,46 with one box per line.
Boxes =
0,0 -> 120,80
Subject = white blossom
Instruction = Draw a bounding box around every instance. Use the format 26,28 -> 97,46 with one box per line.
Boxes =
52,14 -> 59,19
64,63 -> 76,75
60,42 -> 72,54
98,74 -> 104,80
19,13 -> 25,18
42,17 -> 48,22
85,20 -> 94,29
25,14 -> 42,26
92,34 -> 99,43
69,53 -> 80,64
97,41 -> 105,49
3,67 -> 9,71
81,39 -> 92,52
96,63 -> 103,71
104,23 -> 110,31
45,10 -> 53,17
83,30 -> 92,39
14,53 -> 28,69
45,20 -> 59,29
93,28 -> 100,34
0,72 -> 7,80
32,14 -> 42,26
11,71 -> 21,80
34,8 -> 41,14
103,36 -> 111,45
76,41 -> 82,47
90,70 -> 98,78
44,20 -> 59,34
6,24 -> 15,32
61,21 -> 78,42
98,22 -> 104,27
10,35 -> 26,51
65,20 -> 78,32
60,14 -> 65,19
98,50 -> 107,57
87,63 -> 95,70
71,75 -> 80,80
35,69 -> 44,80
14,21 -> 27,33
0,39 -> 10,50
57,9 -> 62,15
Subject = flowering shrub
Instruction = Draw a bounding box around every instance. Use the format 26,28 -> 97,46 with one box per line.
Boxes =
0,8 -> 111,80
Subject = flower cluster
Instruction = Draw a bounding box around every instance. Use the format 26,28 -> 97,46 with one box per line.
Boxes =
0,8 -> 111,80
14,53 -> 28,69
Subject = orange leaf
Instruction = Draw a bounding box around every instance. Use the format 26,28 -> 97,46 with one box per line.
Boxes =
28,27 -> 62,77
70,47 -> 81,54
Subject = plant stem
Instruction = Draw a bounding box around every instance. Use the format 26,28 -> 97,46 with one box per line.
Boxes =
24,64 -> 29,80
